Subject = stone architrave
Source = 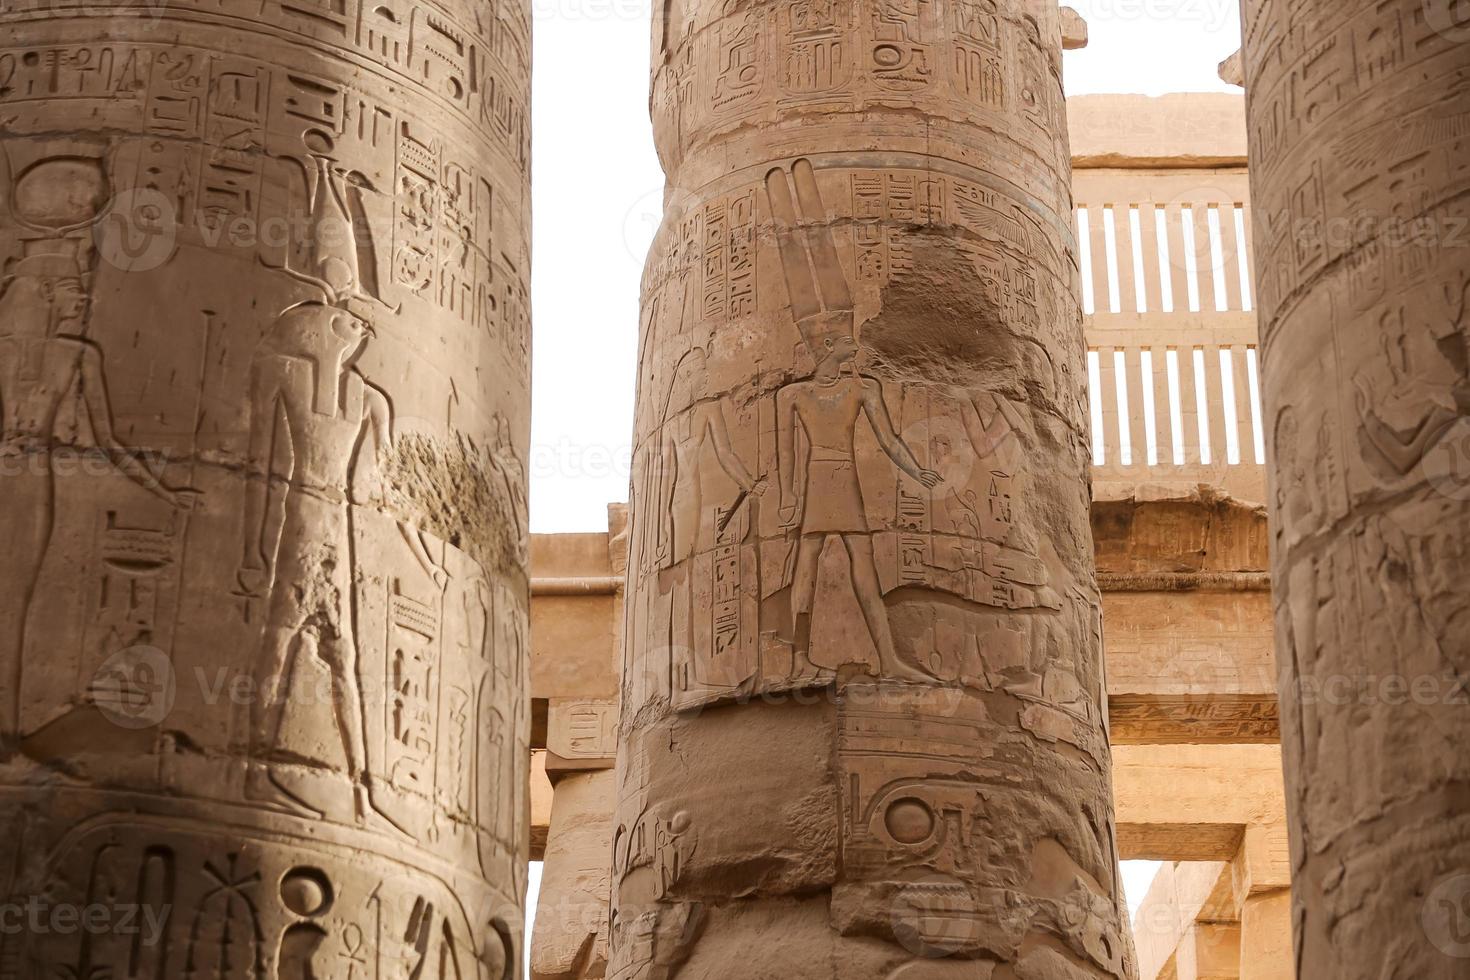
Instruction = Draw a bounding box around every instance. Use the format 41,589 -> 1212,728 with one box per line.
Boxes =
0,0 -> 532,974
614,1 -> 1136,976
1241,1 -> 1470,976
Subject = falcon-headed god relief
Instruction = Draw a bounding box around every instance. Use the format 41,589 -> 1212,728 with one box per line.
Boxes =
767,159 -> 940,685
237,156 -> 437,829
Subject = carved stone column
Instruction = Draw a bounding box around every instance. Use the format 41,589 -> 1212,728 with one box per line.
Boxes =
0,0 -> 532,974
533,769 -> 616,980
1240,2 -> 1470,976
615,2 -> 1135,976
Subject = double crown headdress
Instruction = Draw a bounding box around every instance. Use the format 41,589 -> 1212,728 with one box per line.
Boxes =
766,159 -> 856,358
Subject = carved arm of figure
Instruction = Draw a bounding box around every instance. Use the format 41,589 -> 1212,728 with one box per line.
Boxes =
964,389 -> 1027,469
363,379 -> 393,456
355,378 -> 448,589
238,360 -> 291,599
351,377 -> 393,506
702,400 -> 767,496
1353,375 -> 1458,477
400,524 -> 449,591
77,340 -> 189,507
776,385 -> 804,528
861,378 -> 941,488
656,425 -> 677,564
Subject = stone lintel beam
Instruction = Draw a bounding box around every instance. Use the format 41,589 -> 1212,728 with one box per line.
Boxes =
1112,745 -> 1287,862
1067,94 -> 1249,170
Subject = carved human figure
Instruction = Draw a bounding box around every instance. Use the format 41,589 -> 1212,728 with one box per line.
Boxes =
236,156 -> 431,823
491,412 -> 530,563
768,161 -> 939,684
655,347 -> 766,567
1353,276 -> 1470,479
1271,407 -> 1325,775
650,346 -> 767,690
0,238 -> 185,741
237,299 -> 393,821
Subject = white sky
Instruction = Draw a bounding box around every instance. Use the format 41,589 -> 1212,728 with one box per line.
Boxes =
523,2 -> 1249,962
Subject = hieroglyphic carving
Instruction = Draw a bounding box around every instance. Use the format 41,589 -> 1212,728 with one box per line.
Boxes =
868,0 -> 935,93
4,813 -> 512,980
548,698 -> 620,763
780,0 -> 857,100
711,9 -> 764,116
649,342 -> 766,707
0,0 -> 530,965
949,0 -> 1004,106
619,2 -> 1134,976
648,0 -> 1066,182
1242,1 -> 1470,976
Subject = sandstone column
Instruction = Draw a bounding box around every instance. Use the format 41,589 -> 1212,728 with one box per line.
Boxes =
1231,824 -> 1291,980
1236,892 -> 1290,980
615,2 -> 1134,976
0,0 -> 532,974
1240,2 -> 1470,976
533,770 -> 616,980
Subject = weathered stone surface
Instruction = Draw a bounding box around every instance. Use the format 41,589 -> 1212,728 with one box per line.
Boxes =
1068,95 -> 1247,169
1235,892 -> 1289,980
1171,923 -> 1241,980
1218,51 -> 1244,89
614,2 -> 1135,976
1111,745 -> 1287,863
1242,1 -> 1470,975
0,0 -> 532,972
1059,7 -> 1088,51
1133,862 -> 1235,980
533,769 -> 615,980
533,533 -> 623,703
